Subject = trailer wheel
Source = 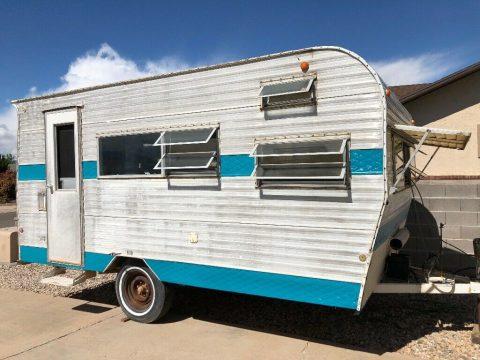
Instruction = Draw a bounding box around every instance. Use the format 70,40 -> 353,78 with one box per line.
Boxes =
115,264 -> 171,323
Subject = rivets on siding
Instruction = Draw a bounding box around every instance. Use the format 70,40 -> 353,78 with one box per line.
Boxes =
359,254 -> 367,262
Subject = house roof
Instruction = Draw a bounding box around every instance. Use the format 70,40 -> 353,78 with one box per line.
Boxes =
391,84 -> 430,100
394,60 -> 480,103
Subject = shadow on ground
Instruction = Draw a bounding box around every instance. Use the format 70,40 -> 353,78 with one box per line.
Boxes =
69,280 -> 476,354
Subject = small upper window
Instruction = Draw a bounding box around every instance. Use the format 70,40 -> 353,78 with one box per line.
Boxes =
250,136 -> 349,189
153,127 -> 219,177
259,78 -> 315,110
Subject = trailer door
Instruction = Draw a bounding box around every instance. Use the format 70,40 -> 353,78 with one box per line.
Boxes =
45,108 -> 82,265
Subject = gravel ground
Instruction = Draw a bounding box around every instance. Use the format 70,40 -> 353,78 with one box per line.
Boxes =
0,263 -> 479,359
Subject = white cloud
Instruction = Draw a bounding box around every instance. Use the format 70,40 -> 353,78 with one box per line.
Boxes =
57,43 -> 190,92
371,52 -> 460,86
0,106 -> 17,154
0,43 -> 192,154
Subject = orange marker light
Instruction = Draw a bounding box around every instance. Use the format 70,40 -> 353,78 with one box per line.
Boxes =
385,88 -> 391,97
300,61 -> 309,73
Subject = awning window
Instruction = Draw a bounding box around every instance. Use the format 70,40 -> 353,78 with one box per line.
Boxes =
153,127 -> 219,176
154,151 -> 216,170
250,138 -> 347,157
250,136 -> 349,189
153,127 -> 217,146
259,78 -> 316,110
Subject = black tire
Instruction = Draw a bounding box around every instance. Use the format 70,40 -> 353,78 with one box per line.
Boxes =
115,264 -> 172,323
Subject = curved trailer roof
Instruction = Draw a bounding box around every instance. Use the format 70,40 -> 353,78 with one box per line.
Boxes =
11,46 -> 386,104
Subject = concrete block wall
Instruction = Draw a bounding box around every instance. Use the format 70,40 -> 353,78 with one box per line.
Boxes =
404,180 -> 479,273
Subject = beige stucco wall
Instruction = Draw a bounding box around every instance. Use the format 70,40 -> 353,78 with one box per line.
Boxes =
404,71 -> 480,176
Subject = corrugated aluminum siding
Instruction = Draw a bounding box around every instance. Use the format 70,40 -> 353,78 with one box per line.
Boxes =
17,47 -> 390,289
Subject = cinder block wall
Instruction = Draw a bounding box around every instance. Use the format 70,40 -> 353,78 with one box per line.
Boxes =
404,180 -> 479,274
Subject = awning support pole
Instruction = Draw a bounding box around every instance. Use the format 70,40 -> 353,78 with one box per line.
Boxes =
391,129 -> 431,194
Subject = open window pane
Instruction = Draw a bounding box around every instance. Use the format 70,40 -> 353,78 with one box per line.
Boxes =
252,139 -> 346,157
154,128 -> 216,146
256,166 -> 346,180
154,151 -> 216,170
154,127 -> 219,177
260,78 -> 316,110
260,79 -> 313,97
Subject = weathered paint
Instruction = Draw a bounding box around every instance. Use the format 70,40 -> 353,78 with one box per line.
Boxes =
15,47 -> 413,311
19,245 -> 360,310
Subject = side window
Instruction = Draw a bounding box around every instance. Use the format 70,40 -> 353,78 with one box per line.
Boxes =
99,133 -> 162,176
153,128 -> 219,178
98,127 -> 219,178
250,137 -> 349,189
392,133 -> 411,188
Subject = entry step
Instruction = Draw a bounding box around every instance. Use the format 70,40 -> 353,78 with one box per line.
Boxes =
40,268 -> 96,287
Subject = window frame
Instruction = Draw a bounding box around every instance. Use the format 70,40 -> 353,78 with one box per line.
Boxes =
96,126 -> 220,180
259,77 -> 316,111
391,131 -> 413,190
250,135 -> 350,189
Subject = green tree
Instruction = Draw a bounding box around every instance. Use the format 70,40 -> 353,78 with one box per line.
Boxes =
0,154 -> 15,173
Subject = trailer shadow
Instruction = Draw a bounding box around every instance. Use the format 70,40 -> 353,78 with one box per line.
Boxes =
165,285 -> 476,355
67,278 -> 476,354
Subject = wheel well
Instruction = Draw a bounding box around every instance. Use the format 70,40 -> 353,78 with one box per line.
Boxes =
104,256 -> 148,273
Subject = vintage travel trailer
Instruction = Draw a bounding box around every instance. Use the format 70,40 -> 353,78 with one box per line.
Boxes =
12,46 -> 479,324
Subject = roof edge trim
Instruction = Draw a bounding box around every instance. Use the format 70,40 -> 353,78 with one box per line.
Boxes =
12,46 -> 383,104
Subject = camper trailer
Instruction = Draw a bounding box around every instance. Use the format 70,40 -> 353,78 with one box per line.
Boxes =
12,46 -> 480,324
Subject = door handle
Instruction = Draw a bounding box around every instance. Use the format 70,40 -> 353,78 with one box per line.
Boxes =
46,185 -> 54,194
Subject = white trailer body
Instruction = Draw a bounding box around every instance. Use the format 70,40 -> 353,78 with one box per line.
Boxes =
12,46 -> 470,312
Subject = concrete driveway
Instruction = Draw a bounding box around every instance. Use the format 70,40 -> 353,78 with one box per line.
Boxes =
0,289 -> 408,360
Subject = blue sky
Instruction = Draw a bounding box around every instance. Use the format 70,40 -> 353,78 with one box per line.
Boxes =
1,0 -> 479,153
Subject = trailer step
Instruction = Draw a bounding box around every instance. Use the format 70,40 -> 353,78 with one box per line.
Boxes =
40,269 -> 96,287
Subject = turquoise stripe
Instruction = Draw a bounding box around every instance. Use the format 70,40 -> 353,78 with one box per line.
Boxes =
18,164 -> 46,181
146,259 -> 360,309
19,245 -> 360,310
19,245 -> 48,263
17,149 -> 383,182
220,154 -> 254,177
350,148 -> 383,175
18,162 -> 97,181
82,161 -> 98,179
221,149 -> 384,177
19,246 -> 114,271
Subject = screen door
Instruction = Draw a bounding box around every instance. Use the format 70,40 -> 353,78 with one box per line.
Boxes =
45,109 -> 82,265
